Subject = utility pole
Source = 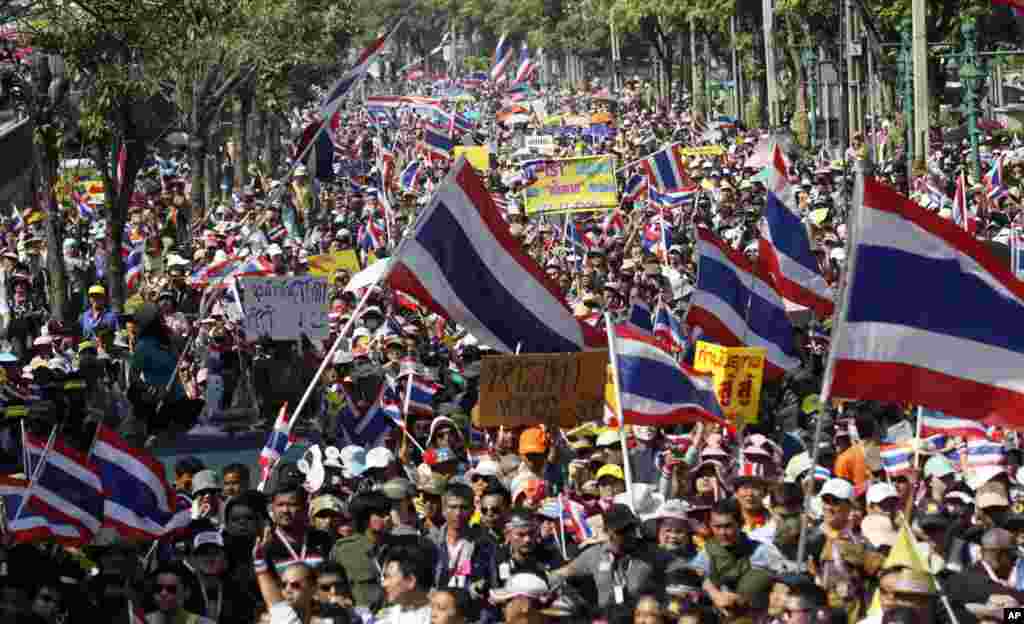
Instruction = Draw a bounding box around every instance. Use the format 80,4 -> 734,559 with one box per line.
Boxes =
900,20 -> 913,187
731,15 -> 742,122
610,7 -> 621,93
690,17 -> 702,117
763,0 -> 779,126
911,0 -> 929,175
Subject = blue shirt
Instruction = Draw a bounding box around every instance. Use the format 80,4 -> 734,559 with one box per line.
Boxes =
80,308 -> 119,339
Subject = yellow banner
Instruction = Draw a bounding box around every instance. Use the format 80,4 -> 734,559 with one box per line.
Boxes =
307,250 -> 361,283
679,145 -> 727,157
524,155 -> 618,214
453,146 -> 490,173
693,341 -> 766,425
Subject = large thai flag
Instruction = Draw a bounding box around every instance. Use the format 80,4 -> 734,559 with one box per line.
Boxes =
627,300 -> 654,335
258,403 -> 296,490
641,144 -> 688,191
612,324 -> 729,427
513,42 -> 535,85
124,243 -> 145,291
92,424 -> 177,541
965,438 -> 1007,467
758,145 -> 834,318
21,433 -> 104,544
919,408 -> 989,439
319,17 -> 405,121
653,303 -> 686,353
490,33 -> 513,82
387,157 -> 606,353
622,174 -> 648,205
686,228 -> 800,379
822,177 -> 1024,426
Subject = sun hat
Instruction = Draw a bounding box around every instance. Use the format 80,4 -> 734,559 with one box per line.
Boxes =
490,573 -> 550,604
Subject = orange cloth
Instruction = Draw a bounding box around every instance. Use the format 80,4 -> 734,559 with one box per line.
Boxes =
834,444 -> 868,489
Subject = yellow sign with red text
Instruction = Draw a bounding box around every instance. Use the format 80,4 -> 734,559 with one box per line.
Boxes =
693,341 -> 766,425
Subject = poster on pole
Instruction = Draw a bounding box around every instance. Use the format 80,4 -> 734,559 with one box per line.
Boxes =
693,341 -> 766,426
476,351 -> 608,428
523,155 -> 618,214
237,276 -> 330,341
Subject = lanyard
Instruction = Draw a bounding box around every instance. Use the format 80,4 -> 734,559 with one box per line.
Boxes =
276,528 -> 308,564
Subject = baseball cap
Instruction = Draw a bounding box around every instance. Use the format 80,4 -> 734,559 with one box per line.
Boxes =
366,447 -> 395,470
490,573 -> 549,604
977,490 -> 1010,509
467,458 -> 500,481
923,456 -> 956,479
596,464 -> 625,482
193,531 -> 224,551
339,445 -> 368,477
595,430 -> 619,448
519,427 -> 548,455
310,495 -> 345,517
820,478 -> 855,502
191,470 -> 220,495
866,482 -> 899,505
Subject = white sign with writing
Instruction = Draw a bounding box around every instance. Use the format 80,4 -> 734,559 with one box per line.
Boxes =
237,276 -> 330,341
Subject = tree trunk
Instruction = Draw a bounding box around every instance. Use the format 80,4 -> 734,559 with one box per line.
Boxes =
238,89 -> 252,191
266,112 -> 282,177
35,136 -> 66,323
184,140 -> 206,251
98,132 -> 145,313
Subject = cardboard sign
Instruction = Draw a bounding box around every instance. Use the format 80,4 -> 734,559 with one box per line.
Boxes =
477,351 -> 609,428
237,276 -> 330,341
693,341 -> 766,425
523,155 -> 618,214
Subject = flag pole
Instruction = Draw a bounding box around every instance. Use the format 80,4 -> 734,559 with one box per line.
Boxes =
288,282 -> 377,425
398,373 -> 427,455
14,423 -> 59,522
558,494 -> 569,559
604,312 -> 635,511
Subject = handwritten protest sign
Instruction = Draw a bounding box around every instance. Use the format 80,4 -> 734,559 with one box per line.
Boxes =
693,341 -> 766,425
237,276 -> 330,341
476,351 -> 608,428
523,155 -> 618,214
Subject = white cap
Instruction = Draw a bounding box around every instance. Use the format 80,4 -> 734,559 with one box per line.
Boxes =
490,573 -> 549,603
468,458 -> 500,481
266,243 -> 283,256
820,477 -> 854,501
866,482 -> 899,505
193,530 -> 224,551
366,447 -> 395,470
339,445 -> 368,477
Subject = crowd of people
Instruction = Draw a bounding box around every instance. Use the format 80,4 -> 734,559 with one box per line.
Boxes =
0,66 -> 1022,624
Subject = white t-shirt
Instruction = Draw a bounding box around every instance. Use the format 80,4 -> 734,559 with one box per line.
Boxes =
374,604 -> 432,624
270,602 -> 303,624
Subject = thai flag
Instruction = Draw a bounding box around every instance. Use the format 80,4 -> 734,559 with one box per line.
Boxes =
650,186 -> 698,207
986,157 -> 1008,201
952,170 -> 972,232
400,161 -> 422,192
359,219 -> 386,251
918,434 -> 949,454
258,403 -> 296,490
622,174 -> 648,204
641,144 -> 688,191
966,438 -> 1007,467
338,383 -> 401,448
653,303 -> 685,353
491,33 -> 513,82
565,219 -> 593,251
757,145 -> 835,317
190,256 -> 237,286
319,17 -> 405,121
405,375 -> 440,417
627,300 -> 654,335
72,190 -> 95,221
611,324 -> 729,427
366,95 -> 405,109
642,218 -> 672,257
124,244 -> 145,291
880,444 -> 913,477
814,465 -> 832,481
513,42 -> 535,85
822,177 -> 1024,426
919,408 -> 989,439
602,209 -> 626,236
0,475 -> 86,545
387,158 -> 606,353
92,424 -> 177,541
21,433 -> 105,544
686,227 -> 800,379
423,124 -> 453,159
